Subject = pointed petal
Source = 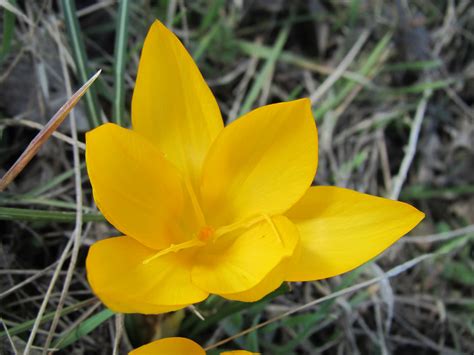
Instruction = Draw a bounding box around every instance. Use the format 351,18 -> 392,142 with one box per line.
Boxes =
130,337 -> 205,355
201,99 -> 317,227
285,186 -> 425,281
86,236 -> 208,314
86,123 -> 186,250
192,216 -> 298,294
132,20 -> 223,186
221,261 -> 286,302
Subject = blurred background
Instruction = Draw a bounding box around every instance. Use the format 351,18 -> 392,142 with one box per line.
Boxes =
0,0 -> 473,354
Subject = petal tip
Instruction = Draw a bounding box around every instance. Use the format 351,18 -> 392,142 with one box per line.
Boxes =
149,19 -> 177,41
298,97 -> 312,107
412,207 -> 426,225
398,200 -> 425,227
283,97 -> 312,112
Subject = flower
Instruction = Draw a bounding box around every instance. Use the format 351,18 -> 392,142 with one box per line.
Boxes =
129,337 -> 257,355
85,20 -> 424,314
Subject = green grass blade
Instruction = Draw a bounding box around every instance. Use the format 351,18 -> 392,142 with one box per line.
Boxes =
400,184 -> 474,200
237,24 -> 290,117
443,260 -> 474,286
272,267 -> 365,353
238,40 -> 340,76
1,197 -> 90,210
387,79 -> 454,95
313,32 -> 392,120
61,0 -> 101,128
436,233 -> 473,255
186,284 -> 289,337
112,0 -> 130,126
0,0 -> 16,64
383,59 -> 442,72
53,308 -> 115,349
193,22 -> 221,62
25,162 -> 86,197
244,313 -> 261,352
238,33 -> 391,120
199,0 -> 226,31
0,207 -> 105,223
0,299 -> 95,339
349,0 -> 361,27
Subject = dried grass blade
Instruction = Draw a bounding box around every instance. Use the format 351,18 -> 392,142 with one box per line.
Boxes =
0,70 -> 101,192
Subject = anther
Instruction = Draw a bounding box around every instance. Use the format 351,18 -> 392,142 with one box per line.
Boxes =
198,226 -> 214,242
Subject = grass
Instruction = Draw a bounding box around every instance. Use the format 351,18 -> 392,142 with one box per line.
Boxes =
112,0 -> 130,126
0,0 -> 16,65
0,1 -> 473,353
61,0 -> 102,128
237,20 -> 291,117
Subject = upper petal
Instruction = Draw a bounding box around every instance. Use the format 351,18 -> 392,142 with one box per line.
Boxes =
201,99 -> 318,227
191,216 -> 298,295
86,123 -> 186,250
285,186 -> 425,281
86,236 -> 208,314
130,337 -> 205,355
132,20 -> 223,187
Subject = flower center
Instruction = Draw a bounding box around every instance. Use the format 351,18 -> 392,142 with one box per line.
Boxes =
198,226 -> 214,243
142,226 -> 215,265
141,214 -> 283,265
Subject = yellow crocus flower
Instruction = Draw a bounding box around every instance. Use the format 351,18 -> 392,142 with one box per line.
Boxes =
85,21 -> 424,313
129,336 -> 256,355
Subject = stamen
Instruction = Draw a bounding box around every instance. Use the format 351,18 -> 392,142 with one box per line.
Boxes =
184,178 -> 207,227
198,226 -> 214,242
261,214 -> 284,245
213,213 -> 282,244
142,238 -> 204,265
214,215 -> 264,239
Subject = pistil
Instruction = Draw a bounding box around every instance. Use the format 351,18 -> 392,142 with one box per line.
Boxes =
214,213 -> 283,243
184,178 -> 207,227
142,214 -> 283,265
142,226 -> 215,265
142,238 -> 205,264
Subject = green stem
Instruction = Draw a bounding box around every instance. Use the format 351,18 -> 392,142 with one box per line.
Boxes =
0,207 -> 105,223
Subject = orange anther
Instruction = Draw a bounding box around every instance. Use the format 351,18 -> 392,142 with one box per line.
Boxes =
198,226 -> 214,242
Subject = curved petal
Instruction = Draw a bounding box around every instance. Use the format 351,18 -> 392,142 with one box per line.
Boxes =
192,216 -> 298,295
132,20 -> 223,187
201,99 -> 317,227
130,337 -> 205,355
97,293 -> 187,315
221,261 -> 287,302
285,186 -> 425,281
86,236 -> 208,314
86,123 -> 185,250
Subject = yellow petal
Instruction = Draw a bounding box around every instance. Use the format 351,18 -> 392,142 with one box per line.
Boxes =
201,99 -> 317,227
221,261 -> 286,302
86,123 -> 185,250
86,236 -> 208,314
132,20 -> 223,187
192,216 -> 298,294
130,337 -> 205,355
98,293 -> 187,315
285,186 -> 425,281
